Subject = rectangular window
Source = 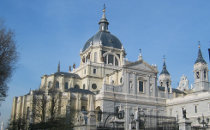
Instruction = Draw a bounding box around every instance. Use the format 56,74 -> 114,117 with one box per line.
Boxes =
93,68 -> 96,74
139,81 -> 144,92
195,105 -> 197,113
65,82 -> 68,90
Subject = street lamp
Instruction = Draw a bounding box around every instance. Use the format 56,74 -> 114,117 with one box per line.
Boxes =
135,108 -> 146,130
130,113 -> 135,129
197,114 -> 209,129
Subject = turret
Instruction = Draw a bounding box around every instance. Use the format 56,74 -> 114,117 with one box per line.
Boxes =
159,57 -> 172,94
193,44 -> 209,92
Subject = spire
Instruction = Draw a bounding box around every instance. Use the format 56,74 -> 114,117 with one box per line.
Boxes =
57,61 -> 60,72
160,56 -> 170,75
99,4 -> 109,32
195,43 -> 207,64
138,49 -> 143,60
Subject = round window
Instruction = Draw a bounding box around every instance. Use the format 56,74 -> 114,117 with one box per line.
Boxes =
92,84 -> 97,89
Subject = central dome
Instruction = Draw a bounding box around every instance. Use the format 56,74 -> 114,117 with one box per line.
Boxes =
82,31 -> 122,51
82,8 -> 123,52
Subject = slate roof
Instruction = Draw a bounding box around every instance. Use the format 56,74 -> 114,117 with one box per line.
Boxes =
158,86 -> 184,93
67,88 -> 95,95
83,31 -> 123,52
195,48 -> 207,64
53,72 -> 80,79
160,61 -> 170,75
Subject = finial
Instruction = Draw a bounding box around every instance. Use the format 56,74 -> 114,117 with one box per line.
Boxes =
138,49 -> 143,61
103,4 -> 106,13
139,49 -> 142,54
198,41 -> 200,48
102,4 -> 106,19
69,65 -> 71,72
57,61 -> 60,72
163,55 -> 166,62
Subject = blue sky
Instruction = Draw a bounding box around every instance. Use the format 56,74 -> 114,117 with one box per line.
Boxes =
0,0 -> 209,126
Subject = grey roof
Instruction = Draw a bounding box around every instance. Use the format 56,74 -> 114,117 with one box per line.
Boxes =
83,31 -> 123,52
67,88 -> 95,95
53,72 -> 80,79
195,48 -> 207,64
82,10 -> 122,52
158,86 -> 184,93
160,61 -> 170,75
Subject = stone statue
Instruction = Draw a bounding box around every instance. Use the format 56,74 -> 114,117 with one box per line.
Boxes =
182,108 -> 187,119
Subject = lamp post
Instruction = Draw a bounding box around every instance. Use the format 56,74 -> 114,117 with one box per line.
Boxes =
135,108 -> 146,130
197,114 -> 209,130
129,113 -> 135,130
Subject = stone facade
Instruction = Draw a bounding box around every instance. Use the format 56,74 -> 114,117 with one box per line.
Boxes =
11,8 -> 210,130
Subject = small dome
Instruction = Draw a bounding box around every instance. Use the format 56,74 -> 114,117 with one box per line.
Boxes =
82,31 -> 122,51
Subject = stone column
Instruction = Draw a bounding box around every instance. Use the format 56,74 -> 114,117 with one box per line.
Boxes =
133,72 -> 137,95
125,105 -> 130,130
178,118 -> 192,130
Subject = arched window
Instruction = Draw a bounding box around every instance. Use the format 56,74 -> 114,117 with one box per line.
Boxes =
196,72 -> 200,79
56,81 -> 59,88
92,84 -> 97,89
74,84 -> 80,89
103,53 -> 120,66
204,70 -> 207,79
115,58 -> 118,66
48,81 -> 51,88
120,77 -> 122,84
65,82 -> 68,90
108,55 -> 114,65
166,81 -> 169,87
83,84 -> 85,89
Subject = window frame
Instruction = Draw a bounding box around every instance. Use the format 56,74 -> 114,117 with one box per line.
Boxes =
138,80 -> 144,93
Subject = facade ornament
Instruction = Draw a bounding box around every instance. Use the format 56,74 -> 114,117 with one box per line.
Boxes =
73,63 -> 76,69
138,49 -> 143,61
69,65 -> 71,72
57,61 -> 60,72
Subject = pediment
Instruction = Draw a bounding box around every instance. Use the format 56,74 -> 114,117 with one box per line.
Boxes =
124,60 -> 157,73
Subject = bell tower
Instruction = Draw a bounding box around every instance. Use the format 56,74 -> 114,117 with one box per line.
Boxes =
193,44 -> 209,92
159,56 -> 172,93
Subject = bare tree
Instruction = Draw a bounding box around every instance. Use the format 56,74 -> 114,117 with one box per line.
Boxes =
29,88 -> 74,129
31,88 -> 62,122
32,90 -> 47,123
7,114 -> 27,130
0,21 -> 17,103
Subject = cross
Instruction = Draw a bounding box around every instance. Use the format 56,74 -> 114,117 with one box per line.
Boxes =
103,4 -> 106,13
139,49 -> 142,54
163,55 -> 166,61
198,41 -> 200,48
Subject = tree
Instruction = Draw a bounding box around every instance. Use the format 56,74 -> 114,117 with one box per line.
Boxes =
30,88 -> 74,130
7,114 -> 28,130
0,21 -> 17,103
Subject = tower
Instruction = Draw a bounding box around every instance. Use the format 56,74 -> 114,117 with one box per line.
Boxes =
193,45 -> 209,92
159,57 -> 172,93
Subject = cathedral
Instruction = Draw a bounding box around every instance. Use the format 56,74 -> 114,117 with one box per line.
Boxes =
10,7 -> 210,130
